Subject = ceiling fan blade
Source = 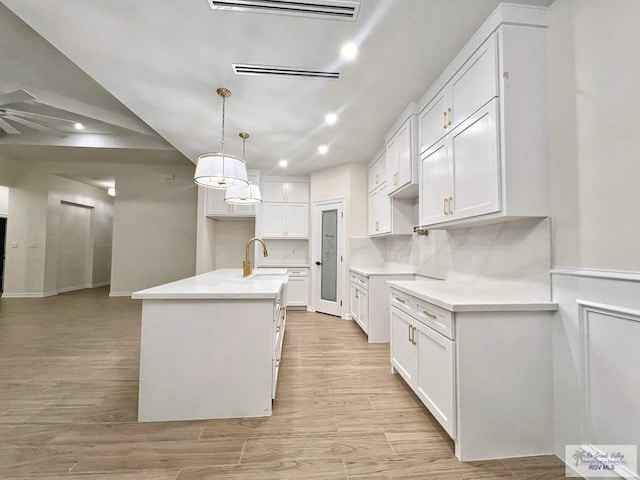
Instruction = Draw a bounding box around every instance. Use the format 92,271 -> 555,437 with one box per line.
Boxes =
0,117 -> 21,134
3,114 -> 67,138
0,89 -> 36,107
2,108 -> 77,125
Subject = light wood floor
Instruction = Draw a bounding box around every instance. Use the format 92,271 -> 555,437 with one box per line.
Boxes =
0,287 -> 567,479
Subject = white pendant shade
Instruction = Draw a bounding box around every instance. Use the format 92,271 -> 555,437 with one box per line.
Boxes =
225,182 -> 262,204
194,152 -> 249,189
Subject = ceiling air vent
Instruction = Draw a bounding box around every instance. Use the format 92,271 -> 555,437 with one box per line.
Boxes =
233,63 -> 340,79
208,0 -> 360,21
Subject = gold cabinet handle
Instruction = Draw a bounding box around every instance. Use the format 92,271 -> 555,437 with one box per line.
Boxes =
375,173 -> 379,184
355,290 -> 359,299
411,326 -> 417,345
408,323 -> 413,343
375,221 -> 379,232
443,111 -> 447,129
422,309 -> 437,319
444,197 -> 449,215
448,196 -> 453,215
395,296 -> 406,304
276,326 -> 281,332
447,107 -> 452,126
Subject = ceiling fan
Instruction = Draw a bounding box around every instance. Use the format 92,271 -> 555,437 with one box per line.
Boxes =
0,89 -> 83,138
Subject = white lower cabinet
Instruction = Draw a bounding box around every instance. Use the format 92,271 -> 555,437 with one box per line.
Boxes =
350,280 -> 369,334
390,303 -> 455,439
285,268 -> 309,307
352,270 -> 414,342
389,285 -> 555,461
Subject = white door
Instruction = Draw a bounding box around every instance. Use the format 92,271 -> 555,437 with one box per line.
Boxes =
313,201 -> 343,317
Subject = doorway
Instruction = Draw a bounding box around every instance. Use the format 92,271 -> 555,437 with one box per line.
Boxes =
312,200 -> 344,317
57,202 -> 94,293
0,217 -> 6,293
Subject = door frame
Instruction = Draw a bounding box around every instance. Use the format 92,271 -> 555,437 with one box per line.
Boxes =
311,198 -> 346,317
0,215 -> 6,294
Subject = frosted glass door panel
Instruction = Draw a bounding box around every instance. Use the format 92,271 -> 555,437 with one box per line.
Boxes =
321,209 -> 337,302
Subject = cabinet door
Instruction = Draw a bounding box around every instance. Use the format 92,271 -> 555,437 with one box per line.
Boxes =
419,139 -> 452,226
350,283 -> 359,321
450,33 -> 498,129
368,153 -> 386,193
394,118 -> 414,191
284,204 -> 308,237
414,321 -> 456,439
261,182 -> 287,202
419,89 -> 450,154
230,204 -> 256,215
286,277 -> 308,306
206,188 -> 231,216
385,136 -> 398,189
367,192 -> 377,236
285,183 -> 309,203
359,288 -> 369,335
261,203 -> 286,237
390,307 -> 416,386
376,183 -> 392,234
449,99 -> 500,221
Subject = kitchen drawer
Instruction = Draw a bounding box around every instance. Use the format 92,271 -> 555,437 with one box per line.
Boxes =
415,299 -> 454,340
390,289 -> 414,315
287,268 -> 308,277
350,272 -> 369,290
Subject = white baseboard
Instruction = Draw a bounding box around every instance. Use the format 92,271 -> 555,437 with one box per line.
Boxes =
2,291 -> 57,298
91,281 -> 110,288
109,291 -> 133,297
57,284 -> 93,294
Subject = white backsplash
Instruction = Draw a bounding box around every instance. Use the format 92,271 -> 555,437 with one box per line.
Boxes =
258,239 -> 309,266
350,218 -> 552,299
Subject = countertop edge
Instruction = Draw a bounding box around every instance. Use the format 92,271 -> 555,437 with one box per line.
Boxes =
387,281 -> 559,312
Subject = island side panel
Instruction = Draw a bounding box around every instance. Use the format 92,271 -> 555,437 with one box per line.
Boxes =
138,298 -> 274,421
454,310 -> 554,460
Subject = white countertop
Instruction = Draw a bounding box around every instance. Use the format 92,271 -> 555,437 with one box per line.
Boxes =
388,279 -> 558,312
350,266 -> 415,276
131,268 -> 288,300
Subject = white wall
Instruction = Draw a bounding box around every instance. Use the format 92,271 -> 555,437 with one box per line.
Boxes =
547,0 -> 640,463
0,185 -> 8,216
2,170 -> 49,296
549,0 -> 640,272
45,175 -> 113,294
310,163 -> 368,316
110,164 -> 196,295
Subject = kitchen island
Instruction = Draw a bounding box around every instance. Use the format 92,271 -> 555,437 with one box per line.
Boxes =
132,268 -> 288,422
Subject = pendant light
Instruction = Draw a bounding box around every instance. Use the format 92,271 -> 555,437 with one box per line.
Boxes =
194,88 -> 249,189
225,132 -> 263,205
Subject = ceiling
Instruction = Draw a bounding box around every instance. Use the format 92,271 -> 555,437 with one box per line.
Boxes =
0,0 -> 554,178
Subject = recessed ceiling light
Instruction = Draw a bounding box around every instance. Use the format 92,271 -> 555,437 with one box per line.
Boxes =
107,187 -> 116,197
325,113 -> 337,125
278,159 -> 288,168
318,145 -> 329,155
74,122 -> 84,130
340,42 -> 358,61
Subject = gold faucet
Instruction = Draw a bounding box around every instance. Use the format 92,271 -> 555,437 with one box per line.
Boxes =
243,237 -> 269,277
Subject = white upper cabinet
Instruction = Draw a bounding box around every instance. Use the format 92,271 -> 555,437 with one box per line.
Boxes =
418,6 -> 549,229
206,188 -> 256,218
261,181 -> 308,203
368,153 -> 386,194
258,177 -> 309,239
385,104 -> 419,198
419,35 -> 497,155
367,151 -> 413,237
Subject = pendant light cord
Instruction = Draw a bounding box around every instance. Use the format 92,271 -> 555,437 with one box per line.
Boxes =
220,94 -> 226,159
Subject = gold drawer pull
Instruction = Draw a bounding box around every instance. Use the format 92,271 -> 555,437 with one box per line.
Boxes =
408,323 -> 413,343
412,325 -> 417,345
422,309 -> 437,319
395,297 -> 406,304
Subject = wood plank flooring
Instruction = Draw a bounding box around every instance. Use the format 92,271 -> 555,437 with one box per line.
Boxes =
0,287 -> 567,479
